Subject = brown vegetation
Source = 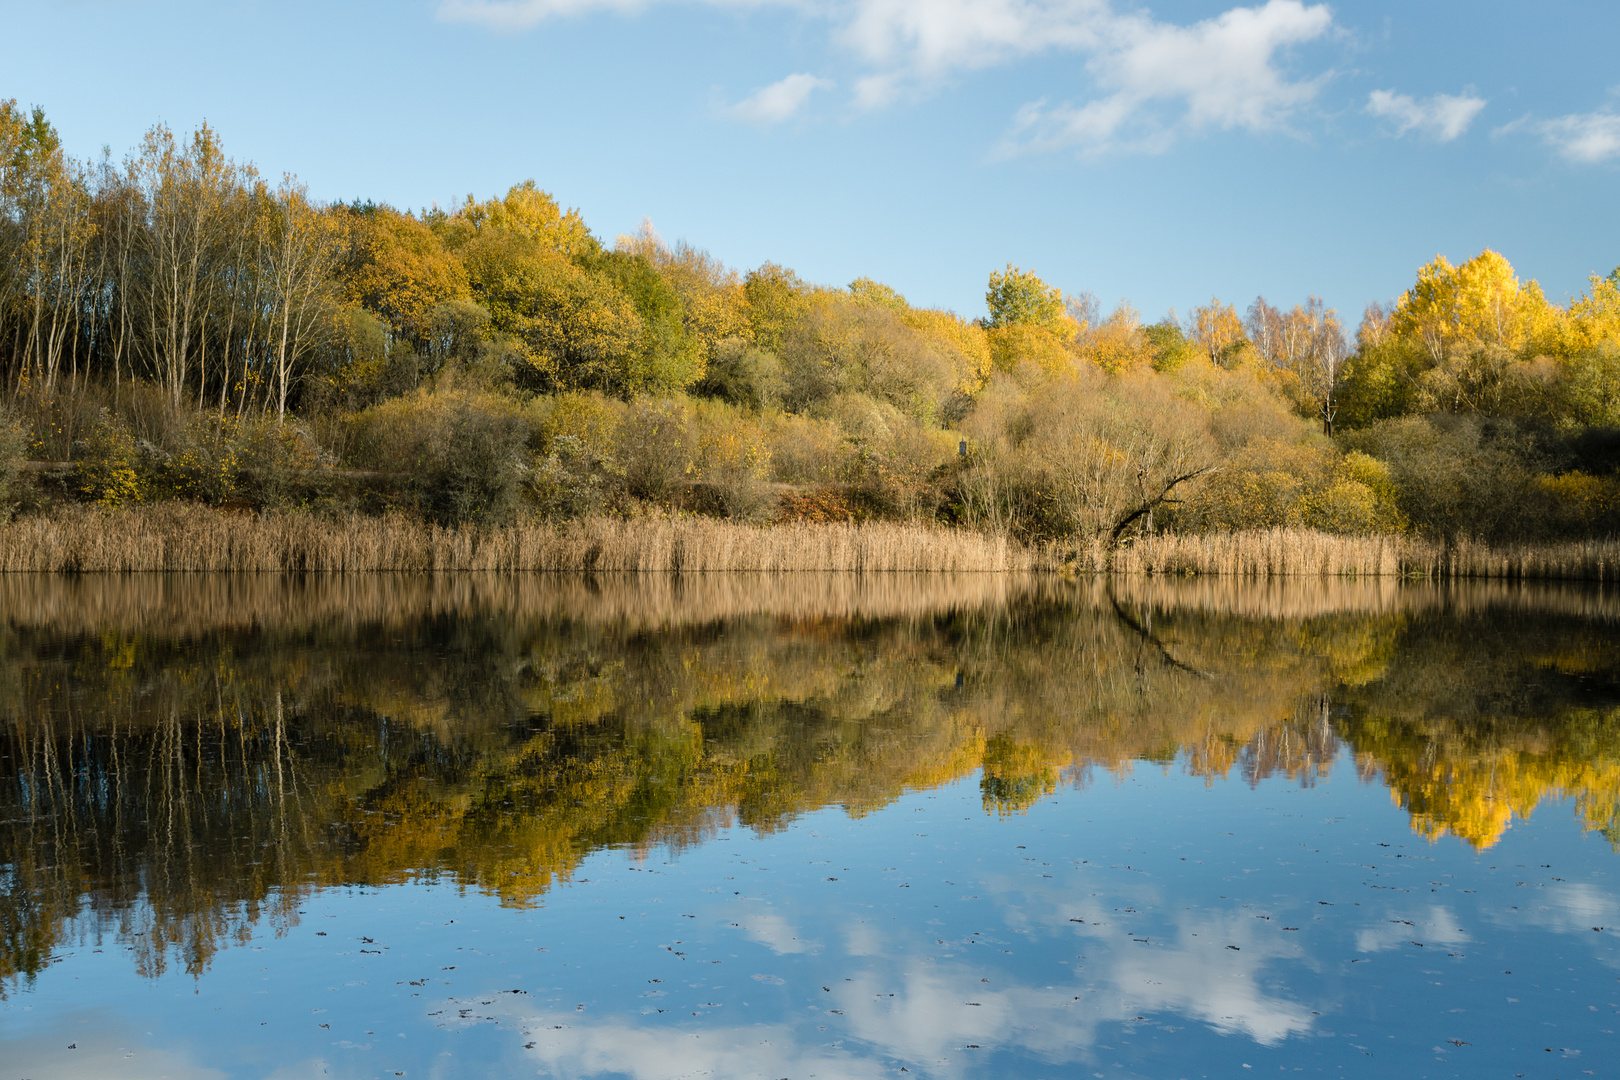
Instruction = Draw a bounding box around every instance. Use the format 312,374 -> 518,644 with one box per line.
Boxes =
9,504 -> 1620,578
0,503 -> 1031,572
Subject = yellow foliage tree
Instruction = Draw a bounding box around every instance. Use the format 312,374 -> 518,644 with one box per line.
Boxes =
1075,301 -> 1154,375
335,204 -> 471,344
1390,249 -> 1556,362
901,307 -> 993,395
438,179 -> 595,257
462,231 -> 641,391
1187,298 -> 1251,369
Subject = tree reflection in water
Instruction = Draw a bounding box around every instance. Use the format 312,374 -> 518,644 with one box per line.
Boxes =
3,572 -> 1618,990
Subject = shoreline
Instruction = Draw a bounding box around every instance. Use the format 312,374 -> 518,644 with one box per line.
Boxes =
1,503 -> 1619,579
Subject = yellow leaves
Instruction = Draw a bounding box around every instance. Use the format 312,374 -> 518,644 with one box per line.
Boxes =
1074,302 -> 1154,376
1534,471 -> 1620,531
335,204 -> 471,341
987,322 -> 1074,375
1555,273 -> 1620,357
441,179 -> 594,258
540,390 -> 623,454
463,233 -> 641,390
1178,439 -> 1404,534
1187,298 -> 1251,369
1363,725 -> 1620,850
76,415 -> 144,507
744,262 -> 811,352
980,734 -> 1066,815
694,411 -> 772,484
1390,249 -> 1556,362
899,307 -> 992,395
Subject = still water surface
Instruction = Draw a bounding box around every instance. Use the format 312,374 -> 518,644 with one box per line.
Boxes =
2,573 -> 1619,1079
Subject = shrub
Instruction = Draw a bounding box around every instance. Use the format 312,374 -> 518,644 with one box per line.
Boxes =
774,487 -> 866,524
694,336 -> 783,409
526,435 -> 618,519
237,417 -> 331,508
862,416 -> 957,521
75,411 -> 144,507
616,397 -> 693,503
779,294 -> 959,423
349,388 -> 530,525
1341,414 -> 1541,541
537,390 -> 623,456
1531,471 -> 1620,536
0,409 -> 27,521
763,411 -> 851,485
147,413 -> 243,505
417,397 -> 528,526
691,403 -> 773,520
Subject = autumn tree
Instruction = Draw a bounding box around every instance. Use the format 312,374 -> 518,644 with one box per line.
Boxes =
1246,296 -> 1346,432
1074,301 -> 1153,375
1187,298 -> 1250,369
333,202 -> 471,348
261,180 -> 342,423
743,262 -> 810,353
1337,251 -> 1566,427
577,248 -> 704,394
982,265 -> 1075,374
461,229 -> 640,393
0,103 -> 97,392
984,263 -> 1065,332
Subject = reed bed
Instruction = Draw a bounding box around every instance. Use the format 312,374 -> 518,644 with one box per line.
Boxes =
0,504 -> 1031,574
4,506 -> 1620,582
1107,528 -> 1620,582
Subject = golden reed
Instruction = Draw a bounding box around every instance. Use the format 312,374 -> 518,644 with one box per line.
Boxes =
3,506 -> 1619,581
0,504 -> 1031,573
1090,528 -> 1620,582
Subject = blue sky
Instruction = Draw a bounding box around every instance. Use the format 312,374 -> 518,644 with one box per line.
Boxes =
5,1 -> 1618,326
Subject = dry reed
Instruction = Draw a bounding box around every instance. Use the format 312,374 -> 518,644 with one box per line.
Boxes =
4,506 -> 1620,582
1099,528 -> 1620,582
0,504 -> 1030,574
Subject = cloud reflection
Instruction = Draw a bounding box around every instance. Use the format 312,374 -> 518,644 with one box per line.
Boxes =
0,1013 -> 226,1080
470,897 -> 1319,1080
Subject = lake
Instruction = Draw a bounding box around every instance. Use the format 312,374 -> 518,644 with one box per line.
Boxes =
2,573 -> 1618,1079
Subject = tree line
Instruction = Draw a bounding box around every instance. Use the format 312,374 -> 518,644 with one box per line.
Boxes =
3,102 -> 1619,544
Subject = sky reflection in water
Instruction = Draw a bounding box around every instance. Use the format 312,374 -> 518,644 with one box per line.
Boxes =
2,574 -> 1619,1079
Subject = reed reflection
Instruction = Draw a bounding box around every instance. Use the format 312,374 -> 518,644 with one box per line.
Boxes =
2,572 -> 1618,991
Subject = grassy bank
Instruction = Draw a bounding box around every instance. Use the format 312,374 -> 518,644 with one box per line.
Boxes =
3,504 -> 1620,578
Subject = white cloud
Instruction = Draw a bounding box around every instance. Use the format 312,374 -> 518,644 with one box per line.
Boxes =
728,73 -> 833,124
463,1003 -> 891,1080
1525,109 -> 1620,163
1002,0 -> 1334,154
1366,89 -> 1486,142
837,0 -> 1111,74
441,0 -> 1338,152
